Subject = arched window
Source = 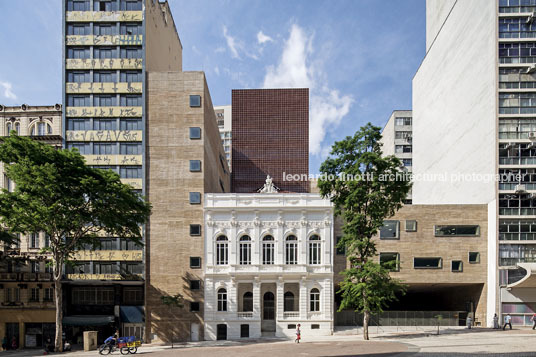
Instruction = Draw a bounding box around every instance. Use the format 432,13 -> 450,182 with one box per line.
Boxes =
308,235 -> 321,265
284,291 -> 295,312
30,122 -> 52,136
310,288 -> 320,312
262,235 -> 274,265
285,235 -> 298,264
217,288 -> 227,311
216,235 -> 228,265
14,122 -> 20,134
242,291 -> 253,312
239,235 -> 251,265
6,122 -> 12,136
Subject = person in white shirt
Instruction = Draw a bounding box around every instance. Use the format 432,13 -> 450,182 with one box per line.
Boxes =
503,313 -> 512,330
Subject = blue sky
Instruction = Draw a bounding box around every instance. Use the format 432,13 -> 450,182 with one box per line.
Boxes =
0,0 -> 425,173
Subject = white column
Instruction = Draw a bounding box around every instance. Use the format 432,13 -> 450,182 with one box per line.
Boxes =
229,278 -> 237,316
299,277 -> 307,320
229,223 -> 237,265
276,278 -> 284,321
253,278 -> 261,319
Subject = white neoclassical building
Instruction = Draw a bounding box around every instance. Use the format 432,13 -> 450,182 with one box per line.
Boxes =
204,190 -> 334,340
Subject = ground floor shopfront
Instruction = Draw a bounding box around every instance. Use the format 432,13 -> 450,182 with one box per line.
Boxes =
0,309 -> 55,350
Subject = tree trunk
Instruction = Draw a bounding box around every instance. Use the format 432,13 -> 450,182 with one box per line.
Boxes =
54,263 -> 63,352
363,310 -> 370,340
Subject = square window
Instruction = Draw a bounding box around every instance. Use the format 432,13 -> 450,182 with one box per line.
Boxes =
452,260 -> 463,272
190,301 -> 200,312
189,127 -> 201,140
190,257 -> 201,268
189,95 -> 201,107
380,252 -> 400,272
311,324 -> 320,329
406,220 -> 417,232
190,224 -> 201,236
190,160 -> 201,172
189,192 -> 201,204
190,280 -> 201,290
469,252 -> 480,264
380,221 -> 399,239
287,324 -> 296,329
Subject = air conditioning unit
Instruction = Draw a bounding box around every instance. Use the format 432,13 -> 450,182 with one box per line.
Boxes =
525,64 -> 536,74
506,142 -> 517,149
515,184 -> 527,193
528,12 -> 536,24
529,132 -> 536,141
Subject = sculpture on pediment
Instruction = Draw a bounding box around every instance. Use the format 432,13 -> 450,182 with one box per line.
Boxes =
258,175 -> 279,193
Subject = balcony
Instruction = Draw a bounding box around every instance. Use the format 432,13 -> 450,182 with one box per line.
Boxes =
237,312 -> 254,319
283,312 -> 299,319
65,11 -> 143,22
0,273 -> 18,281
65,106 -> 142,118
66,82 -> 142,94
66,130 -> 142,142
66,35 -> 143,46
66,58 -> 142,70
81,154 -> 142,165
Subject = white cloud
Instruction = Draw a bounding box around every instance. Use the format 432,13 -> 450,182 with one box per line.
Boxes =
257,31 -> 273,44
215,47 -> 226,54
263,24 -> 353,156
222,26 -> 240,59
0,81 -> 17,100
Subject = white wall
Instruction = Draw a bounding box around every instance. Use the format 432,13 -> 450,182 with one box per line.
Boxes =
426,0 -> 457,51
413,0 -> 496,204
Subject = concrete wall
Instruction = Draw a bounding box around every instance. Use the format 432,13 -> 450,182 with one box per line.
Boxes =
379,112 -> 396,156
426,0 -> 457,51
413,0 -> 496,204
145,0 -> 182,71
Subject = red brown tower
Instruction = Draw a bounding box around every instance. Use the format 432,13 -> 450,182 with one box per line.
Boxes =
231,88 -> 309,193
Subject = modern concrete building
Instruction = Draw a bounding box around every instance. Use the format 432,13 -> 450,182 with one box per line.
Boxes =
214,105 -> 232,170
0,104 -> 62,349
203,188 -> 334,340
231,89 -> 309,193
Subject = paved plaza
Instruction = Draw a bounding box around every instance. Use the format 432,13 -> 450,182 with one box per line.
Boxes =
3,328 -> 536,356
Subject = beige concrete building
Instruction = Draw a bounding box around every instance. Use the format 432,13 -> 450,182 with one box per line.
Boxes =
213,105 -> 232,170
145,71 -> 230,343
0,104 -> 62,350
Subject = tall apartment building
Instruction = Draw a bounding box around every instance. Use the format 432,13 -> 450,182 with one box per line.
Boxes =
0,104 -> 62,349
214,105 -> 232,170
62,0 -> 184,341
231,89 -> 309,193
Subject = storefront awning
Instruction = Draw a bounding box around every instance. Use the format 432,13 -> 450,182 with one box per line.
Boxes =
508,263 -> 536,288
63,315 -> 115,326
120,306 -> 144,323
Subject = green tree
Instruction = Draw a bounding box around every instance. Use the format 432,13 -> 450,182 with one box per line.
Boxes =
0,134 -> 151,351
318,123 -> 410,340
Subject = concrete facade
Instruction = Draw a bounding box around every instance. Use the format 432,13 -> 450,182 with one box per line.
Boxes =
213,105 -> 232,170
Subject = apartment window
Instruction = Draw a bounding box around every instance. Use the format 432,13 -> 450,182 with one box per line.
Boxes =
414,257 -> 442,269
120,239 -> 142,250
68,71 -> 90,83
32,122 -> 52,136
67,47 -> 90,59
217,288 -> 227,312
190,160 -> 201,172
121,47 -> 142,59
452,260 -> 463,272
189,192 -> 201,204
31,261 -> 40,273
120,95 -> 142,106
395,131 -> 412,140
190,95 -> 201,107
405,220 -> 417,232
44,288 -> 54,302
216,236 -> 228,265
380,221 -> 399,239
243,292 -> 253,312
95,263 -> 115,274
189,127 -> 201,139
310,288 -> 320,312
68,119 -> 91,130
120,71 -> 142,83
434,225 -> 480,237
120,119 -> 142,130
395,145 -> 412,153
120,23 -> 143,35
190,257 -> 201,268
30,288 -> 40,302
4,287 -> 20,303
94,0 -> 116,11
67,0 -> 90,11
395,117 -> 412,126
308,235 -> 321,265
120,166 -> 142,178
190,280 -> 201,290
336,236 -> 345,255
120,0 -> 143,11
190,224 -> 201,236
190,302 -> 200,312
262,235 -> 275,265
67,142 -> 91,154
94,95 -> 116,107
239,235 -> 251,265
284,292 -> 295,312
121,262 -> 143,275
380,252 -> 400,272
402,159 -> 412,167
285,235 -> 298,264
94,23 -> 116,36
120,143 -> 142,155
93,143 -> 116,155
469,252 -> 481,264
44,234 -> 50,248
30,233 -> 39,249
123,287 -> 143,305
68,95 -> 90,107
93,47 -> 117,59
94,119 -> 117,130
94,71 -> 116,83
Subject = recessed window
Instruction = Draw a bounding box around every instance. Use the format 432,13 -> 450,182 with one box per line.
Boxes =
287,324 -> 296,329
190,257 -> 201,268
190,280 -> 201,290
189,95 -> 201,107
414,257 -> 442,269
190,302 -> 200,312
240,324 -> 249,338
452,260 -> 463,272
469,252 -> 480,264
189,192 -> 201,204
189,127 -> 201,139
380,221 -> 399,239
311,324 -> 320,329
380,252 -> 400,272
434,225 -> 480,237
190,224 -> 201,236
190,160 -> 201,172
406,220 -> 417,232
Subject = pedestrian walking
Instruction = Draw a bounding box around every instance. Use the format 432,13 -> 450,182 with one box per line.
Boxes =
532,312 -> 536,330
493,313 -> 499,329
1,336 -> 7,351
295,324 -> 301,343
11,336 -> 17,350
466,316 -> 472,329
503,313 -> 512,330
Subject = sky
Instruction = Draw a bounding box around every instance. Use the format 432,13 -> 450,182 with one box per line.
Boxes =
0,0 -> 425,174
